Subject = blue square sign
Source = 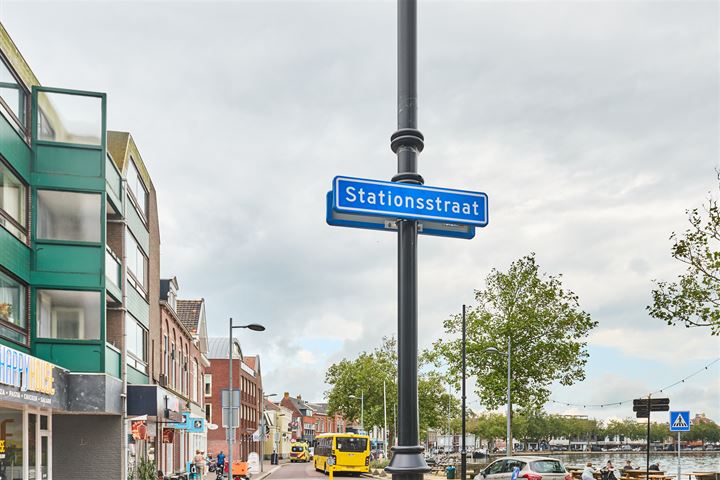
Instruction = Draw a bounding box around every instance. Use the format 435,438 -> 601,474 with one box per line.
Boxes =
669,411 -> 690,432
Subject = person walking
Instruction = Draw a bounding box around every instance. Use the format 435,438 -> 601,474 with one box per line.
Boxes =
194,449 -> 207,479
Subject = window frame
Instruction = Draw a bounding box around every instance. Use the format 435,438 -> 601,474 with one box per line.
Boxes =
125,228 -> 149,296
35,189 -> 102,244
126,157 -> 149,222
0,267 -> 28,346
125,313 -> 148,373
0,156 -> 29,244
0,52 -> 30,138
204,373 -> 212,397
35,288 -> 102,341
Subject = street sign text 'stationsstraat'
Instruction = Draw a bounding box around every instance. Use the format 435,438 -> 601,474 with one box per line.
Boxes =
333,176 -> 488,226
327,176 -> 488,239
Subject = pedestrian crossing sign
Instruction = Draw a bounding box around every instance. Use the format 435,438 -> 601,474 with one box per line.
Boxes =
669,411 -> 690,431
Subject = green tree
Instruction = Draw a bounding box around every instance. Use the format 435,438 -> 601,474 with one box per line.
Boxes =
431,254 -> 598,412
325,337 -> 460,440
686,420 -> 720,443
649,173 -> 720,335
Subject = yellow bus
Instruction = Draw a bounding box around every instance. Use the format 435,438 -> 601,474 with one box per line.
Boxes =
313,433 -> 371,475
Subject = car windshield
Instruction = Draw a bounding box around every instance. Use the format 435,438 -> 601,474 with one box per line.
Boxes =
531,461 -> 565,474
335,437 -> 368,452
292,446 -> 304,452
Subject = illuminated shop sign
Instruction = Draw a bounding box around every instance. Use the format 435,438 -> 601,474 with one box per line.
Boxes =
0,344 -> 56,395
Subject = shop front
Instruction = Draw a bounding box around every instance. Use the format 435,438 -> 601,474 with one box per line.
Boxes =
0,343 -> 68,480
127,385 -> 185,477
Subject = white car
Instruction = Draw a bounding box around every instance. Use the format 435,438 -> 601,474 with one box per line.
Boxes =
475,456 -> 571,480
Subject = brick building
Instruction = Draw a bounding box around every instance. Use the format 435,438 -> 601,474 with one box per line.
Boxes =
307,403 -> 346,435
156,281 -> 209,475
205,337 -> 263,462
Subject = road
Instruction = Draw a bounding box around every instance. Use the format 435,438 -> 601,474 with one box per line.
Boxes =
267,462 -> 325,480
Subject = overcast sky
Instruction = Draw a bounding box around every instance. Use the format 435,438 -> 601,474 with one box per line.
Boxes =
2,0 -> 718,422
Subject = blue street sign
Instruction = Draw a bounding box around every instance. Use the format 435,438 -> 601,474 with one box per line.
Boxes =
172,413 -> 205,433
669,411 -> 690,432
326,192 -> 476,239
332,176 -> 488,227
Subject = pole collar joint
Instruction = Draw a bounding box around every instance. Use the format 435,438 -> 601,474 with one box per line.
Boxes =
391,128 -> 424,153
392,172 -> 424,184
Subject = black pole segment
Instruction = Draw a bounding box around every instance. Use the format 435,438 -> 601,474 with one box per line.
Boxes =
646,397 -> 651,480
386,1 -> 430,479
461,305 -> 467,480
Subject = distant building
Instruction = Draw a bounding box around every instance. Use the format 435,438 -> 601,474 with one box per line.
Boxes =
205,337 -> 263,461
280,393 -> 318,442
307,402 -> 346,434
264,400 -> 293,459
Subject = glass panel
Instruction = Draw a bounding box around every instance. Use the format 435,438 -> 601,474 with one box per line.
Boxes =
36,91 -> 102,145
37,190 -> 101,242
0,270 -> 26,330
335,437 -> 367,452
126,159 -> 147,217
0,407 -> 23,480
0,58 -> 26,127
0,161 -> 27,242
0,323 -> 25,343
36,289 -> 101,340
40,415 -> 48,431
125,229 -> 147,290
125,313 -> 147,364
28,413 -> 36,479
105,250 -> 120,288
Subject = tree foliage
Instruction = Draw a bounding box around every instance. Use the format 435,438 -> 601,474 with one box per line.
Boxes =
325,337 -> 459,440
649,172 -> 720,335
430,254 -> 597,412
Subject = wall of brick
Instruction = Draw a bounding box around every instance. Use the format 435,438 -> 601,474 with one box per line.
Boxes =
53,414 -> 122,479
106,309 -> 124,349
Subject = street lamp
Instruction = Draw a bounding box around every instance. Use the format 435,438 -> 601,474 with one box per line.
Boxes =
349,391 -> 364,433
228,319 -> 266,478
485,342 -> 511,457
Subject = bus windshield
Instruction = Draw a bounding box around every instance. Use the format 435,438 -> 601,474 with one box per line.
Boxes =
335,437 -> 368,452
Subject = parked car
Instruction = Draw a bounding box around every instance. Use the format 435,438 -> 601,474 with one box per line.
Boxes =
474,456 -> 571,480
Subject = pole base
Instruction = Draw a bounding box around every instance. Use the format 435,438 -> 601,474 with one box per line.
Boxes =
385,445 -> 431,477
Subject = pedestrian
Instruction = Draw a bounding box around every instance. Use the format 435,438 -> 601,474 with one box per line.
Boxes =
217,450 -> 226,473
194,449 -> 207,479
648,462 -> 660,472
582,463 -> 596,480
622,461 -> 634,472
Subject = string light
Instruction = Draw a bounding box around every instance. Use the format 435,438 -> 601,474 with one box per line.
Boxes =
548,358 -> 719,409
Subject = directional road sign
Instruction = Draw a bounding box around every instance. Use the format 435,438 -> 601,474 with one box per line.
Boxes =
332,176 -> 489,227
670,411 -> 691,432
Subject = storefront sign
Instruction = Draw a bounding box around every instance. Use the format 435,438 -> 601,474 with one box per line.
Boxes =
0,344 -> 55,395
162,428 -> 175,444
172,413 -> 205,433
131,420 -> 148,440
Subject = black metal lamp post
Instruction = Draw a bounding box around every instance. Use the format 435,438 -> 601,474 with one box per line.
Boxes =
228,320 -> 265,477
385,1 -> 431,480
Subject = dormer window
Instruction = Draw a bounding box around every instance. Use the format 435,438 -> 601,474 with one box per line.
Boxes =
168,289 -> 176,311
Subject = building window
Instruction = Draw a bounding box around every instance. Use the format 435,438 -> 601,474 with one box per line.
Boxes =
171,342 -> 176,388
0,54 -> 28,133
0,270 -> 26,344
36,90 -> 102,145
37,190 -> 101,242
163,334 -> 169,376
125,229 -> 148,293
126,158 -> 148,218
191,358 -> 198,402
36,289 -> 101,340
204,374 -> 212,397
205,404 -> 212,423
126,313 -> 148,373
0,160 -> 27,242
